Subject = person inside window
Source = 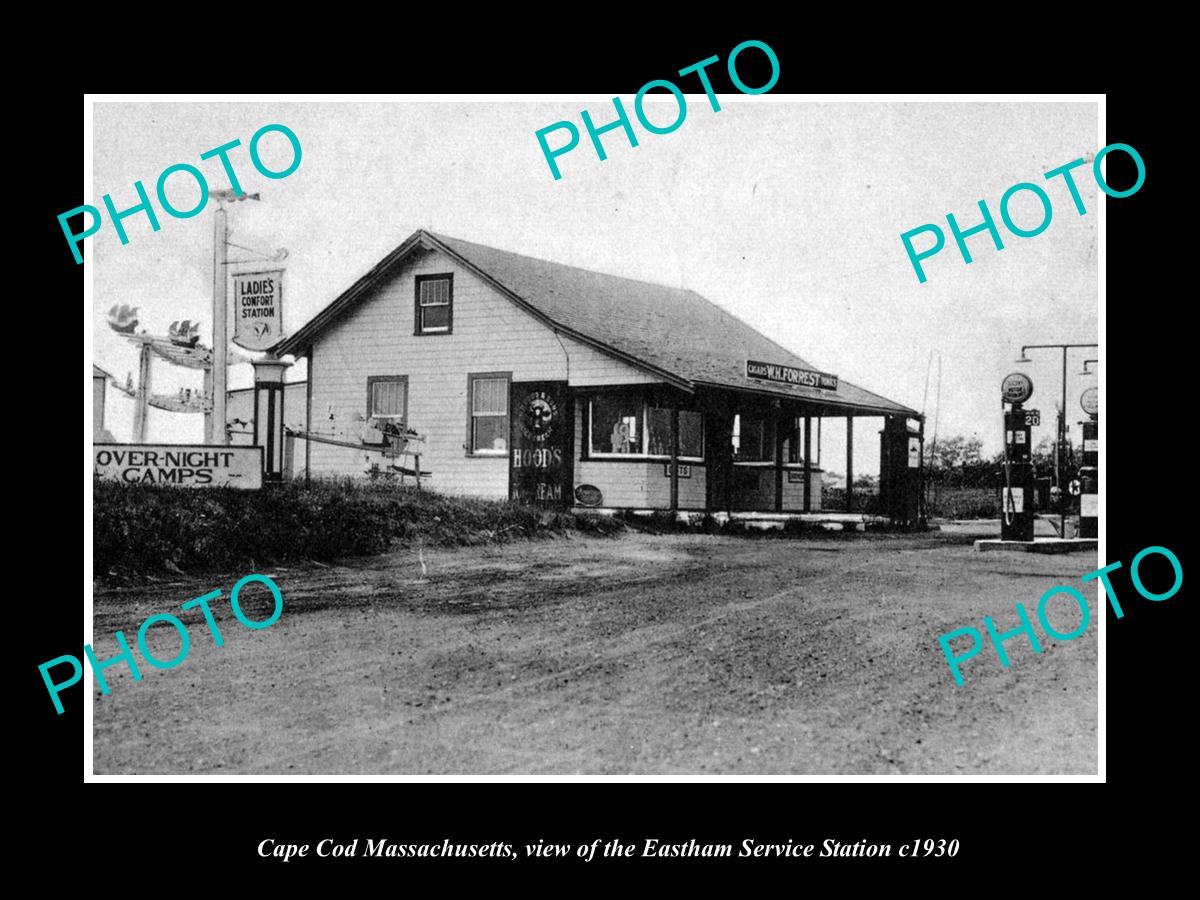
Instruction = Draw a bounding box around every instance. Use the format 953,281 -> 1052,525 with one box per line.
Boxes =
611,421 -> 631,453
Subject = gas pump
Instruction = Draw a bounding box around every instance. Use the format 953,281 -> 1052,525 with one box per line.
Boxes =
1000,373 -> 1035,542
1079,386 -> 1098,538
879,415 -> 924,528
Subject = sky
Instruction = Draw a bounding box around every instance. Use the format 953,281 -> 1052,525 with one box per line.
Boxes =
90,98 -> 1099,476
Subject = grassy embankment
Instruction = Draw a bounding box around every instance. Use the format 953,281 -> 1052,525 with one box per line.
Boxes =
93,480 -> 623,581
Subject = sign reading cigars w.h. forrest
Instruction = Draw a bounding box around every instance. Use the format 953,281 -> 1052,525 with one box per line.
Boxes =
746,360 -> 838,390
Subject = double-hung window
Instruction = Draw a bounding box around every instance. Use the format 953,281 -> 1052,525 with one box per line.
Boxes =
467,373 -> 510,455
415,274 -> 453,335
367,376 -> 407,420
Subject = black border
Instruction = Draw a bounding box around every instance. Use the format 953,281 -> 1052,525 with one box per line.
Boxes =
48,25 -> 1185,887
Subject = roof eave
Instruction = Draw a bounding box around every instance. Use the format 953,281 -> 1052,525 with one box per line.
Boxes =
692,380 -> 919,418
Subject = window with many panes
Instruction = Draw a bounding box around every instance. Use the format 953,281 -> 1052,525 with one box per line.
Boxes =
588,394 -> 703,460
415,274 -> 453,335
468,373 -> 510,455
367,376 -> 408,420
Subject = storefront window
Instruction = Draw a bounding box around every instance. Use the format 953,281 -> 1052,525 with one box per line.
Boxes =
733,413 -> 772,462
588,395 -> 704,460
591,395 -> 642,455
678,409 -> 704,459
646,406 -> 673,456
784,417 -> 805,464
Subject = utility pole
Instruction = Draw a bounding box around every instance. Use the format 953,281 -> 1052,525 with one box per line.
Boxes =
1060,346 -> 1067,536
132,342 -> 152,443
211,203 -> 229,445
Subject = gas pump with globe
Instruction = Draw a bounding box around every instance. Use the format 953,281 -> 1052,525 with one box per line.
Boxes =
1001,372 -> 1035,542
1079,386 -> 1099,538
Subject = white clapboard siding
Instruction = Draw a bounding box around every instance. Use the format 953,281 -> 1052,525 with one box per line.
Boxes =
307,247 -> 660,495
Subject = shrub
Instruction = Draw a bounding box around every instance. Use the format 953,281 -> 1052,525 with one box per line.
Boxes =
93,479 -> 623,581
924,487 -> 1001,519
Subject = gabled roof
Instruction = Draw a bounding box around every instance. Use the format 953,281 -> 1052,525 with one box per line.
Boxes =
275,230 -> 918,417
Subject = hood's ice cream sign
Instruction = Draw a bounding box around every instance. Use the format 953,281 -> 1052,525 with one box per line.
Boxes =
746,360 -> 838,391
233,270 -> 283,350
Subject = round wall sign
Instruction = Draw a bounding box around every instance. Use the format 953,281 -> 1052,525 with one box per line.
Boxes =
1001,372 -> 1034,404
1080,386 -> 1098,416
520,390 -> 559,442
574,484 -> 603,507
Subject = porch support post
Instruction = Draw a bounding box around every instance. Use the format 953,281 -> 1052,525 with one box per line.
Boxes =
846,416 -> 854,512
670,400 -> 679,512
773,402 -> 783,513
803,413 -> 813,513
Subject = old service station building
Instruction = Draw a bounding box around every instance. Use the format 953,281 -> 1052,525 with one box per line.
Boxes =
274,230 -> 923,522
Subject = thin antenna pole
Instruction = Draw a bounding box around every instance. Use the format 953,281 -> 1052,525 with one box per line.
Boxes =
921,349 -> 933,415
931,353 -> 943,454
212,203 -> 229,445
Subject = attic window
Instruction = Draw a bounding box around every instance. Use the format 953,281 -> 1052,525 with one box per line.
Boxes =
415,274 -> 453,335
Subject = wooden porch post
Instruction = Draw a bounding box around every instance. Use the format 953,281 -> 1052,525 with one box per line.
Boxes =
846,416 -> 854,512
670,401 -> 679,512
724,395 -> 733,514
773,403 -> 783,512
803,413 -> 812,513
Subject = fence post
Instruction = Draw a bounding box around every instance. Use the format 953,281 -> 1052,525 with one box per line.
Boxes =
284,434 -> 295,480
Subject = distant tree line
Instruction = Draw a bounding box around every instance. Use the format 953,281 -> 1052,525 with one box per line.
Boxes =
925,435 -> 1068,488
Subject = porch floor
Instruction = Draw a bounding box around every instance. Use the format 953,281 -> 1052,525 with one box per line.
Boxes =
570,508 -> 892,531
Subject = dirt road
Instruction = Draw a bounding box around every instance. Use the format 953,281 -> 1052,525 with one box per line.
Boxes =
92,531 -> 1098,774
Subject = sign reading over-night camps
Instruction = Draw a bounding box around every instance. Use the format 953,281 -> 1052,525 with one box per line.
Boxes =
93,444 -> 263,488
746,360 -> 838,390
232,270 -> 284,351
510,381 -> 571,507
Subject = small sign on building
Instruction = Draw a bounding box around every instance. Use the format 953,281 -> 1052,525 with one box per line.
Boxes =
574,484 -> 603,507
232,270 -> 284,351
93,444 -> 263,488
